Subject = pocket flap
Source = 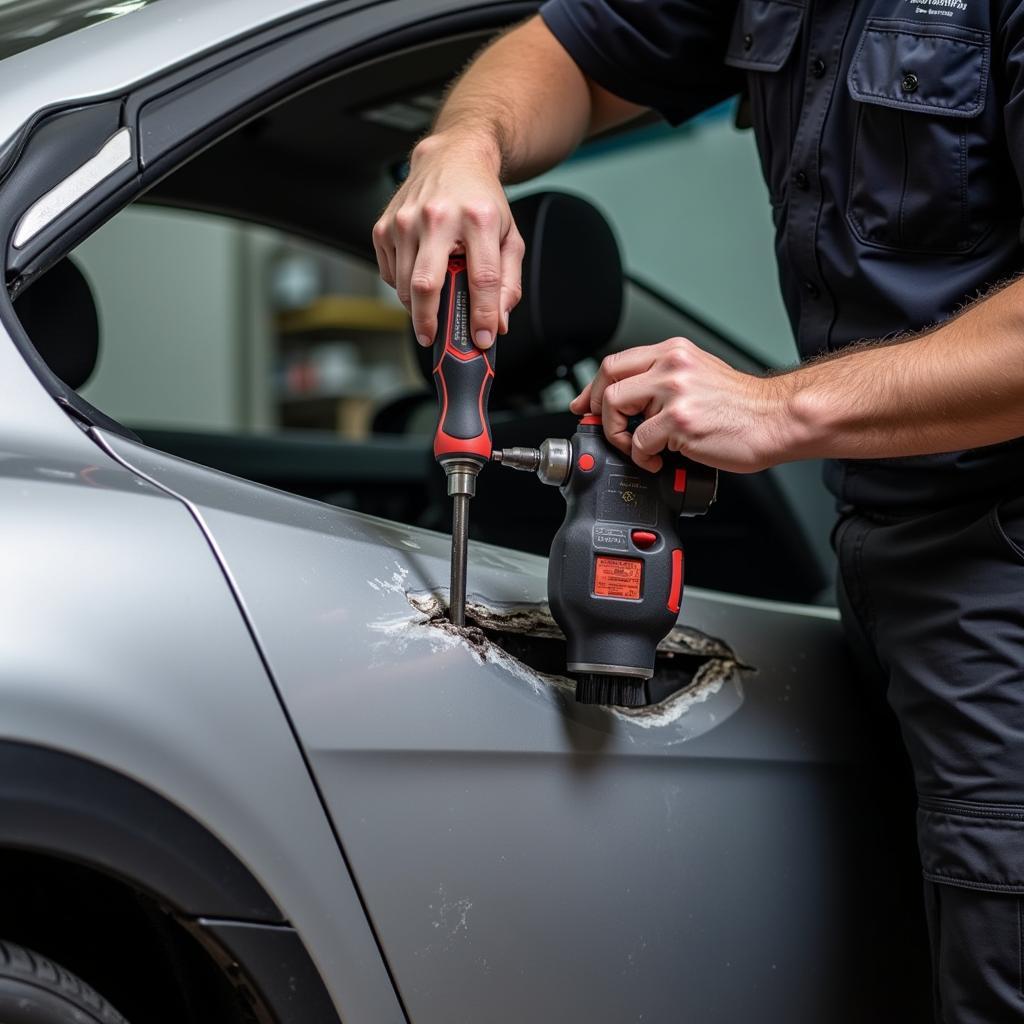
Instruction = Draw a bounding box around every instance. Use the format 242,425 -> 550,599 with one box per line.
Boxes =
847,18 -> 989,118
724,0 -> 805,73
919,797 -> 1024,893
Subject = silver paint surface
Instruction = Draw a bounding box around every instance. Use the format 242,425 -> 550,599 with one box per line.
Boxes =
0,1 -> 165,63
0,0 -> 330,154
102,433 -> 882,1024
0,0 -> 498,159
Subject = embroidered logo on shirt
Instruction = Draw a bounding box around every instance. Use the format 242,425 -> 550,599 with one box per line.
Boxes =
905,0 -> 967,16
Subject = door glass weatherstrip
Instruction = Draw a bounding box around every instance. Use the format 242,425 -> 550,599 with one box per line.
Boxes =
12,127 -> 132,249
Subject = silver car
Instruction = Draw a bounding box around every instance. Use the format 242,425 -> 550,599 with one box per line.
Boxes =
0,2 -> 927,1022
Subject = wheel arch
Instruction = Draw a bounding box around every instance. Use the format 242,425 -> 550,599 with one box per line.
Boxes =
0,739 -> 280,920
0,740 -> 340,1023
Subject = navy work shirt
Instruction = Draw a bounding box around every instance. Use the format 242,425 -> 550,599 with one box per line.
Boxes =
539,0 -> 1024,511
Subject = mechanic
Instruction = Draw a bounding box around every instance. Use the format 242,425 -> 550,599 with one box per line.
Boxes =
373,4 -> 1024,1018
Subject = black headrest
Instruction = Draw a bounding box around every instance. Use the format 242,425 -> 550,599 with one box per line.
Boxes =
417,191 -> 622,404
14,256 -> 99,391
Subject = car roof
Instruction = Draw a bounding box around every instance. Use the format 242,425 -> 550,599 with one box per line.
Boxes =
0,0 -> 331,148
0,1 -> 166,63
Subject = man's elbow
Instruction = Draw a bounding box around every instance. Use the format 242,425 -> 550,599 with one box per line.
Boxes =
587,80 -> 648,135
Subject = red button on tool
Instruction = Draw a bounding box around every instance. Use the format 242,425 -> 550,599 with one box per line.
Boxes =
673,467 -> 687,493
578,454 -> 596,472
632,530 -> 658,549
579,414 -> 602,426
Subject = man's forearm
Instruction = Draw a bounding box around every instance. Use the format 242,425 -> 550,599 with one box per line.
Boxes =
573,276 -> 1024,475
422,15 -> 644,183
779,277 -> 1024,461
426,18 -> 588,182
374,14 -> 645,350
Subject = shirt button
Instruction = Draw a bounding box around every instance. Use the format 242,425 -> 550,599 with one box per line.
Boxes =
901,71 -> 919,93
794,170 -> 809,190
811,57 -> 826,78
804,281 -> 820,299
743,33 -> 753,50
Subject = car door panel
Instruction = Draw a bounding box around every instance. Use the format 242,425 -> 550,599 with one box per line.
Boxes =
99,432 -> 903,1023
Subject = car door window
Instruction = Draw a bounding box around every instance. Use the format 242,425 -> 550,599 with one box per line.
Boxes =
40,204 -> 432,528
73,205 -> 416,438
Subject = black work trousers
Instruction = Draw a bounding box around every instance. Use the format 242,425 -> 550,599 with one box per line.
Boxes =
834,494 -> 1024,1023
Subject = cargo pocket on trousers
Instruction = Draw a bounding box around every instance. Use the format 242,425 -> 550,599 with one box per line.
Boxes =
919,800 -> 1024,1005
724,0 -> 805,204
846,18 -> 991,254
919,796 -> 1024,894
924,880 -> 1024,1015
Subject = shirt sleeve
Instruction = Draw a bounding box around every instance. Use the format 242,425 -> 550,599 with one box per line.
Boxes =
999,3 -> 1024,208
539,0 -> 742,126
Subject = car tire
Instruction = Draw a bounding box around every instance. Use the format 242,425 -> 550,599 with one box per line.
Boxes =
0,940 -> 128,1023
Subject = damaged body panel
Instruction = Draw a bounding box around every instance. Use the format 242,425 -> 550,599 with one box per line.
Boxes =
99,431 -> 895,1024
399,590 -> 745,730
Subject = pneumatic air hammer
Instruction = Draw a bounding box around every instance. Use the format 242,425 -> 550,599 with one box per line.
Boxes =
493,419 -> 718,707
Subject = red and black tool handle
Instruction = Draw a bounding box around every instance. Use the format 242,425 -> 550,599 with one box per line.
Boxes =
432,256 -> 495,465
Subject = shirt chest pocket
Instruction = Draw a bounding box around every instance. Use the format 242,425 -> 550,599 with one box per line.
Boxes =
846,19 -> 993,254
724,0 -> 806,205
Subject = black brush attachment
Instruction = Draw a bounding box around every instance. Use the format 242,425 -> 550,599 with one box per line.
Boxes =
574,673 -> 648,708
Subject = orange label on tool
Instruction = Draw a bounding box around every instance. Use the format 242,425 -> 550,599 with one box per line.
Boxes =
593,555 -> 643,599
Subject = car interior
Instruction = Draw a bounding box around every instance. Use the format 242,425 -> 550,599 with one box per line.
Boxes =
13,27 -> 835,604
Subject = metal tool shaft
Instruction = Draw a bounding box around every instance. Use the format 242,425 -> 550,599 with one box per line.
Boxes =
449,493 -> 470,626
492,439 -> 572,487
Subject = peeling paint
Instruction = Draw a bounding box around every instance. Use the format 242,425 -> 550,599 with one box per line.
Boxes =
622,659 -> 736,729
370,590 -> 750,728
367,561 -> 411,596
371,592 -> 569,697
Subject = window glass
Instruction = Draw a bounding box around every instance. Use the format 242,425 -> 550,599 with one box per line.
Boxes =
516,105 -> 796,368
72,205 -> 416,437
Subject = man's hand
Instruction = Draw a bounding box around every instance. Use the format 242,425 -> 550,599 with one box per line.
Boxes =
371,15 -> 646,351
570,337 -> 790,474
372,132 -> 524,351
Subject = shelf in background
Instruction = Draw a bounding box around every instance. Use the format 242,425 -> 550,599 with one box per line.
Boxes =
276,295 -> 409,335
